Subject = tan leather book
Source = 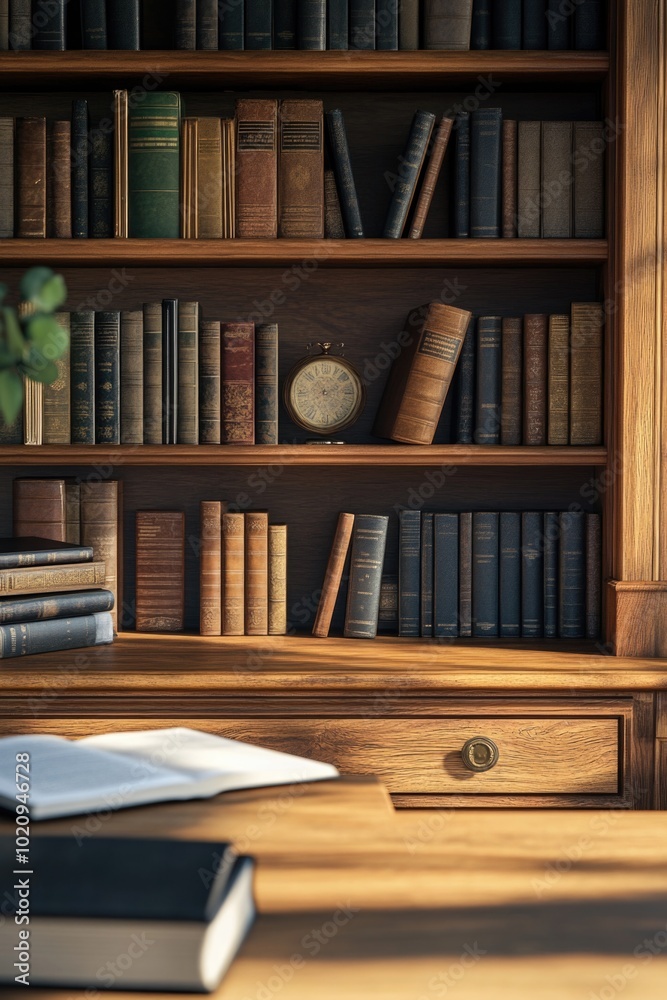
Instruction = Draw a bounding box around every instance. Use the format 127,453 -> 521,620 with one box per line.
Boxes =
312,512 -> 354,638
570,302 -> 603,445
222,511 -> 244,636
42,312 -> 70,444
177,301 -> 199,445
135,511 -> 184,633
197,117 -> 222,238
236,98 -> 278,239
573,121 -> 604,238
547,314 -> 570,445
517,120 -> 541,238
0,561 -> 106,598
48,121 -> 72,238
373,302 -> 472,445
408,116 -> 454,240
81,481 -> 123,630
502,119 -> 517,238
120,310 -> 143,445
13,478 -> 66,542
222,118 -> 235,239
500,316 -> 522,445
0,117 -> 14,238
17,117 -> 46,238
64,479 -> 80,544
268,523 -> 288,635
279,99 -> 324,238
113,90 -> 128,238
245,511 -> 268,635
523,314 -> 548,446
23,378 -> 43,445
541,121 -> 573,237
200,500 -> 223,636
324,168 -> 345,239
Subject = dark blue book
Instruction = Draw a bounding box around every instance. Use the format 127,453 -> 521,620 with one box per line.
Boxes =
574,0 -> 604,50
459,511 -> 472,636
70,310 -> 95,445
90,128 -> 113,238
470,107 -> 502,237
72,100 -> 89,239
376,0 -> 398,49
108,0 -> 140,48
299,0 -> 326,47
455,316 -> 476,444
499,512 -> 520,637
559,511 -> 586,637
399,509 -> 421,637
547,0 -> 570,48
275,0 -> 297,47
471,0 -> 491,47
9,0 -> 31,49
162,299 -> 179,445
453,112 -> 470,237
95,311 -> 121,446
350,0 -> 375,49
472,512 -> 499,637
474,316 -> 501,445
325,109 -> 364,238
0,589 -> 114,626
434,513 -> 459,638
255,323 -> 278,444
327,0 -> 348,48
383,111 -> 436,238
523,0 -> 547,48
543,511 -> 559,638
344,514 -> 389,639
0,612 -> 114,658
0,539 -> 94,571
80,0 -> 107,48
493,0 -> 521,47
33,0 -> 66,49
420,512 -> 434,637
219,0 -> 244,48
521,512 -> 544,638
245,0 -> 272,48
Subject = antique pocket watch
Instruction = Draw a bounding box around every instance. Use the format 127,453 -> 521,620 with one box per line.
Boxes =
283,342 -> 366,437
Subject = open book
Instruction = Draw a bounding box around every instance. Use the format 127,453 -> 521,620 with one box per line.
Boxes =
0,726 -> 339,820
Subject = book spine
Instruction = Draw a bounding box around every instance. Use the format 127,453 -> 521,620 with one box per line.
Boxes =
129,93 -> 181,238
325,109 -> 364,238
544,510 -> 559,638
236,98 -> 278,238
94,311 -> 121,445
0,612 -> 113,658
219,0 -> 244,48
502,118 -> 517,238
383,110 -> 436,239
275,0 -> 296,47
343,514 -> 388,639
197,0 -> 219,48
42,312 -> 70,445
523,0 -> 547,47
378,573 -> 398,633
470,107 -> 501,238
120,310 -> 143,444
23,379 -> 43,447
162,298 -> 179,444
0,407 -> 22,444
474,316 -> 501,445
453,112 -> 470,237
47,121 -> 71,238
255,323 -> 279,444
199,319 -> 221,444
70,310 -> 95,444
175,0 -> 196,47
221,118 -> 236,238
222,512 -> 245,635
197,117 -> 223,238
12,478 -> 66,542
541,121 -> 573,237
376,0 -> 398,49
0,589 -> 113,626
454,316 -> 475,443
299,0 -> 326,48
8,0 -> 30,48
245,511 -> 268,635
585,512 -> 601,639
547,0 -> 570,48
573,121 -> 605,238
142,302 -> 162,445
313,512 -> 355,637
559,510 -> 585,637
72,100 -> 89,238
570,302 -> 603,445
135,511 -> 184,632
471,0 -> 491,47
408,116 -> 454,240
420,512 -> 434,637
547,313 -> 570,445
200,500 -> 222,635
398,509 -> 421,636
268,523 -> 288,635
493,0 -> 521,47
113,89 -> 128,238
471,511 -> 499,637
424,0 -> 473,50
177,301 -> 199,445
65,479 -> 80,544
324,169 -> 346,237
107,0 -> 140,48
245,0 -> 272,48
221,322 -> 255,445
0,562 -> 106,597
80,480 -> 122,629
574,0 -> 603,49
328,0 -> 348,48
0,117 -> 13,237
17,117 -> 46,238
500,316 -> 522,446
499,511 -> 520,637
517,121 -> 541,238
458,512 -> 472,636
33,0 -> 65,49
521,511 -> 544,638
523,313 -> 548,446
399,0 -> 419,48
279,99 -> 324,238
349,0 -> 375,49
90,126 -> 113,238
433,513 -> 458,637
0,544 -> 94,571
80,0 -> 107,47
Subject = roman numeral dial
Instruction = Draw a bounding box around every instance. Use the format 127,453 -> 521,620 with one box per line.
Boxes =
284,345 -> 366,435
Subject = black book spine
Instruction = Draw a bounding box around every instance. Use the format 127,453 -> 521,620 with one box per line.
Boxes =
9,0 -> 31,49
547,0 -> 570,48
586,512 -> 601,639
245,0 -> 272,49
275,0 -> 296,47
72,99 -> 89,239
343,514 -> 389,639
255,322 -> 278,444
0,589 -> 114,626
175,0 -> 196,48
94,311 -> 120,445
197,0 -> 219,47
90,127 -> 112,238
521,511 -> 544,638
33,0 -> 66,49
434,513 -> 459,638
559,511 -> 585,638
453,112 -> 470,237
219,0 -> 245,48
522,0 -> 547,48
574,0 -> 604,50
471,511 -> 499,637
162,299 -> 179,444
471,0 -> 491,48
499,511 -> 520,637
80,0 -> 107,48
327,0 -> 348,48
299,0 -> 326,48
107,0 -> 139,48
0,546 -> 94,571
399,509 -> 421,637
0,612 -> 113,658
70,310 -> 95,445
455,316 -> 476,444
470,107 -> 502,238
376,0 -> 398,49
349,0 -> 375,49
474,316 -> 501,445
543,510 -> 559,638
383,110 -> 436,239
493,0 -> 521,48
325,109 -> 364,238
420,512 -> 434,637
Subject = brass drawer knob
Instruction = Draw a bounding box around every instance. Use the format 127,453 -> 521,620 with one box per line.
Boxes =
461,736 -> 499,772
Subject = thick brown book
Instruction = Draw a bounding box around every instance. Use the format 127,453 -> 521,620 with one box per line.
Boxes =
312,512 -> 354,638
0,561 -> 106,598
142,302 -> 162,445
221,322 -> 255,445
502,119 -> 517,238
373,302 -> 472,445
135,511 -> 184,632
0,117 -> 14,238
570,302 -> 603,445
81,480 -> 122,630
23,377 -> 43,446
47,121 -> 72,238
199,500 -> 223,636
585,512 -> 601,639
500,316 -> 522,445
197,117 -> 222,238
408,115 -> 454,240
120,310 -> 144,444
236,98 -> 278,238
268,523 -> 288,635
222,512 -> 244,636
42,312 -> 70,445
177,300 -> 199,445
547,313 -> 570,446
113,89 -> 128,238
65,479 -> 80,544
573,121 -> 605,238
13,479 -> 66,542
523,314 -> 548,446
541,121 -> 573,238
245,511 -> 268,635
324,168 -> 345,239
199,319 -> 221,444
17,117 -> 46,238
279,99 -> 324,238
517,121 -> 541,238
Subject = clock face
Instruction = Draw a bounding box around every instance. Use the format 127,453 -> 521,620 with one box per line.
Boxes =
286,356 -> 364,433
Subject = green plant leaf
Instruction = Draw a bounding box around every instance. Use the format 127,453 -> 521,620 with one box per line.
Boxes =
19,358 -> 59,384
29,274 -> 67,313
26,315 -> 68,360
2,307 -> 27,361
0,368 -> 24,426
19,267 -> 54,302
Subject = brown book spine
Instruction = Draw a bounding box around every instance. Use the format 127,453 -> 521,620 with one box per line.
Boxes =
268,523 -> 288,635
245,511 -> 268,635
523,314 -> 548,446
120,310 -> 144,444
177,300 -> 199,445
17,117 -> 46,238
199,319 -> 221,444
500,316 -> 522,445
80,480 -> 122,630
279,99 -> 324,238
459,511 -> 472,637
135,511 -> 184,632
312,512 -> 354,638
324,168 -> 345,239
48,121 -> 72,238
23,378 -> 43,446
64,479 -> 80,544
408,116 -> 454,240
570,302 -> 604,445
200,500 -> 222,636
541,120 -> 573,238
197,117 -> 223,238
142,302 -> 162,445
180,118 -> 196,238
221,322 -> 255,445
222,511 -> 244,635
236,98 -> 278,238
0,561 -> 106,597
0,117 -> 14,238
573,121 -> 605,238
13,478 -> 66,542
43,312 -> 70,445
585,512 -> 601,639
221,118 -> 236,238
517,120 -> 541,238
373,302 -> 472,445
547,313 -> 570,446
113,89 -> 128,239
502,118 -> 517,238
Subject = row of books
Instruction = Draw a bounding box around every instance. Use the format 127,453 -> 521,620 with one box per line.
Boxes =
469,0 -> 604,51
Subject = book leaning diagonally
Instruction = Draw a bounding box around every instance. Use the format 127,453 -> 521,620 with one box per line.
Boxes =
0,727 -> 339,820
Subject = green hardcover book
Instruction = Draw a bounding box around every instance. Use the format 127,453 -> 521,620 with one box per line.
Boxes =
129,92 -> 181,238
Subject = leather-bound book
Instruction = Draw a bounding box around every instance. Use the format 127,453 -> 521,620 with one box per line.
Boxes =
8,0 -> 30,48
474,316 -> 501,445
275,0 -> 296,47
108,0 -> 140,48
574,0 -> 604,49
458,511 -> 472,636
324,169 -> 345,238
279,99 -> 324,238
547,313 -> 570,445
245,511 -> 268,635
175,0 -> 196,47
177,301 -> 199,445
0,590 -> 113,627
236,98 -> 278,238
135,511 -> 184,632
245,0 -> 272,48
0,612 -> 113,658
17,117 -> 46,238
13,479 -> 66,542
408,116 -> 454,240
523,313 -> 548,446
221,322 -> 255,445
0,562 -> 106,598
325,109 -> 364,238
523,0 -> 547,47
471,511 -> 499,637
573,122 -> 605,238
221,118 -> 236,238
43,312 -> 70,445
559,511 -> 585,637
70,310 -> 95,444
570,302 -> 603,445
471,0 -> 490,47
313,512 -> 354,638
499,511 -> 520,637
378,574 -> 398,633
399,0 -> 419,48
541,121 -> 573,237
196,0 -> 218,48
544,510 -> 559,638
222,512 -> 245,635
33,0 -> 65,50
90,127 -> 113,238
71,100 -> 89,238
142,302 -> 163,445
23,379 -> 43,446
343,514 -> 389,639
0,118 -> 14,238
129,93 -> 181,238
453,113 -> 470,237
470,107 -> 501,238
200,500 -> 223,636
383,110 -> 436,239
81,480 -> 123,629
162,297 -> 179,444
113,89 -> 129,238
199,319 -> 221,444
255,322 -> 278,444
376,0 -> 398,48
181,117 -> 197,238
502,119 -> 517,238
585,512 -> 601,639
398,509 -> 420,637
424,0 -> 473,49
197,117 -> 223,238
81,0 -> 106,47
219,0 -> 244,48
349,0 -> 375,49
268,523 -> 288,635
500,316 -> 522,446
420,512 -> 434,637
94,311 -> 121,445
120,310 -> 143,445
547,0 -> 570,48
434,513 -> 458,637
373,301 -> 472,445
454,315 -> 475,443
493,0 -> 521,47
65,479 -> 80,543
517,121 -> 541,238
521,511 -> 544,638
328,0 -> 348,48
299,0 -> 325,48
47,121 -> 71,238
